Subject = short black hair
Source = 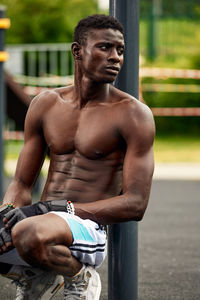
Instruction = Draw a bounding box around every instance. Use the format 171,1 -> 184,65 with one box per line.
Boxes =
73,14 -> 124,45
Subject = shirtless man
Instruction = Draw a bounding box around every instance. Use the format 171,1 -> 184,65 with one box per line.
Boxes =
0,14 -> 155,299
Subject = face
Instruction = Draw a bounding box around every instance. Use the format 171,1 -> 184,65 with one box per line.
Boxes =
78,28 -> 125,83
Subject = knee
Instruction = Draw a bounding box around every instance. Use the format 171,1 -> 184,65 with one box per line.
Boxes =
12,218 -> 47,266
12,218 -> 39,251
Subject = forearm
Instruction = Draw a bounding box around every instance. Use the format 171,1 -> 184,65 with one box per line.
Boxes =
73,192 -> 149,225
3,179 -> 32,207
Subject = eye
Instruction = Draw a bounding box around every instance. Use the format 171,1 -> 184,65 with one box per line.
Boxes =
118,47 -> 124,55
100,45 -> 107,51
98,43 -> 110,51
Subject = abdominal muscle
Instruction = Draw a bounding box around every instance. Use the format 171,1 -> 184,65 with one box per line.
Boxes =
41,151 -> 123,203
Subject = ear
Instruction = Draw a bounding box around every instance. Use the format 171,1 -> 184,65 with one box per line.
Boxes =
71,42 -> 82,60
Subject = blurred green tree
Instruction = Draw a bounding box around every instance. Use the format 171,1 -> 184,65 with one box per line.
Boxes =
1,0 -> 98,43
140,0 -> 200,18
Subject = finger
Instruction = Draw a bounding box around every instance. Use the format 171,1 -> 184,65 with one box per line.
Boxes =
0,228 -> 12,254
0,236 -> 4,248
0,243 -> 13,254
1,229 -> 12,244
4,209 -> 19,228
0,234 -> 6,249
3,216 -> 12,229
6,215 -> 18,228
3,217 -> 10,229
5,241 -> 13,248
3,242 -> 14,253
2,215 -> 10,229
3,216 -> 8,224
4,209 -> 16,220
1,244 -> 7,252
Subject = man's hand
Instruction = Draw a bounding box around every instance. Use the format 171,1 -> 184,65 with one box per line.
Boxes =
0,204 -> 15,253
4,208 -> 27,229
3,200 -> 74,230
0,203 -> 14,226
0,227 -> 13,254
3,202 -> 50,230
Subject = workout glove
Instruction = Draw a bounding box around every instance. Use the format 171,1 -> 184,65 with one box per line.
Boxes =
4,202 -> 49,229
4,200 -> 72,229
0,227 -> 12,250
0,204 -> 14,251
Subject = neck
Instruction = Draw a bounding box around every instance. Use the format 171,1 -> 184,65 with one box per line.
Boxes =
73,63 -> 110,108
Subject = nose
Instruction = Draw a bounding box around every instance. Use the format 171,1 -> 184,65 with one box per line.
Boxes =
108,48 -> 120,63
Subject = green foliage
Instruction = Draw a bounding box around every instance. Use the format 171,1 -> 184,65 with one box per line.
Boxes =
140,9 -> 200,137
140,18 -> 200,68
2,0 -> 98,43
154,117 -> 200,136
140,0 -> 200,18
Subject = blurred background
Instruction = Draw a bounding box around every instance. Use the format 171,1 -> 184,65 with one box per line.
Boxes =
0,1 -> 200,299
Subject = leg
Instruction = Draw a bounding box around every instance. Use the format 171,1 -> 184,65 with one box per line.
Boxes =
11,213 -> 82,276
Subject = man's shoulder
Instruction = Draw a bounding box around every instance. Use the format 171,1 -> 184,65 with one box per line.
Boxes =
30,86 -> 73,108
111,87 -> 155,140
30,88 -> 57,107
111,86 -> 153,119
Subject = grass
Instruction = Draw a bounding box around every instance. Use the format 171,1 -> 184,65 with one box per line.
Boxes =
154,135 -> 200,163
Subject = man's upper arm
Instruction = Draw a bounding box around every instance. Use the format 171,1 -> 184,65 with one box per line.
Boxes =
14,93 -> 48,188
120,100 -> 155,216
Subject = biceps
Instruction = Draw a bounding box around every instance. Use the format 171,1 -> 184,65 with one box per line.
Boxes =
15,135 -> 47,187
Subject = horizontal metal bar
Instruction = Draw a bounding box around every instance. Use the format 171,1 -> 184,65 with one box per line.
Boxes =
142,83 -> 200,93
140,67 -> 200,79
151,107 -> 200,116
6,43 -> 71,51
15,74 -> 74,86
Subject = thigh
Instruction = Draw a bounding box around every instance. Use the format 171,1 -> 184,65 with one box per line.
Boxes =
11,214 -> 82,274
12,213 -> 73,248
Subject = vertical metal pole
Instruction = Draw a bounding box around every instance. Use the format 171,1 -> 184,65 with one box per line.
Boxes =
0,6 -> 9,201
147,0 -> 161,60
147,0 -> 156,60
109,1 -> 139,300
0,6 -> 6,200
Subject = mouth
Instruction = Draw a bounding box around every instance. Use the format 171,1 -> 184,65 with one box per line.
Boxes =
105,66 -> 120,74
106,66 -> 120,71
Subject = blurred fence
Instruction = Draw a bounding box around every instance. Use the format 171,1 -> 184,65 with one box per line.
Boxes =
5,43 -> 73,86
4,42 -> 200,120
140,17 -> 200,61
140,0 -> 200,61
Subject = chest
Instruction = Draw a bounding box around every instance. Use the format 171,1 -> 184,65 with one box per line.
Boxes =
43,103 -> 121,158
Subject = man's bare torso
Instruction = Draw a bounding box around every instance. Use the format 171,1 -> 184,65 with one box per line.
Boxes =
41,85 -> 127,203
2,24 -> 154,241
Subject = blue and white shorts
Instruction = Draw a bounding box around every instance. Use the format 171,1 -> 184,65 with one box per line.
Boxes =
50,212 -> 107,268
0,212 -> 107,268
